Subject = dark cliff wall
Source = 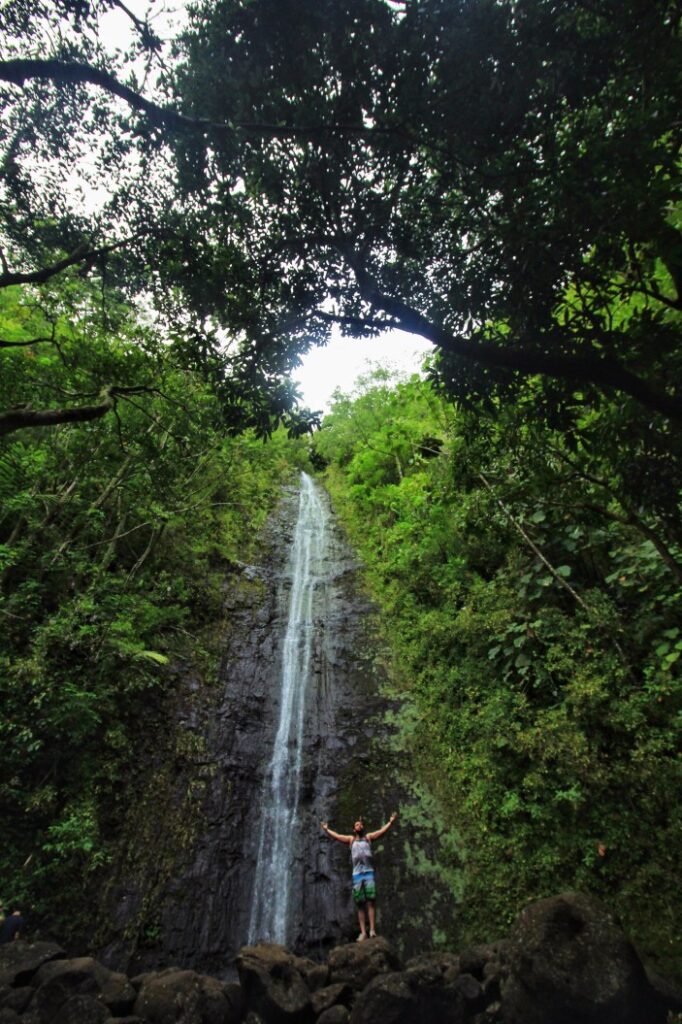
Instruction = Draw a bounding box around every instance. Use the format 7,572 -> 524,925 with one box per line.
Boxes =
95,480 -> 458,975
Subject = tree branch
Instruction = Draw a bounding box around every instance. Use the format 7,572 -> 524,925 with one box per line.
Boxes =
353,270 -> 681,422
0,336 -> 54,348
313,310 -> 404,332
0,385 -> 151,437
0,58 -> 408,143
478,472 -> 635,676
0,232 -> 150,289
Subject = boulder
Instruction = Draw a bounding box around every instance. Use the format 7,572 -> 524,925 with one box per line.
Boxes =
32,956 -> 136,1021
645,966 -> 682,1017
500,891 -> 665,1024
223,979 -> 245,1020
236,945 -> 313,1023
0,986 -> 33,1014
134,968 -> 236,1024
292,959 -> 328,993
59,994 -> 110,1024
0,1009 -> 21,1024
404,951 -> 463,990
327,939 -> 402,992
0,943 -> 65,989
311,983 -> 354,1016
317,1007 -> 349,1024
349,968 -> 467,1024
459,943 -> 508,983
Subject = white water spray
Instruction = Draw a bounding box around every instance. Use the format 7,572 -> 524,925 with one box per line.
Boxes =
247,472 -> 329,944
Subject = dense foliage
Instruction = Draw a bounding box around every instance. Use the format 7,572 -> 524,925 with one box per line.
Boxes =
1,0 -> 680,976
0,276 -> 306,936
314,370 -> 682,975
0,0 -> 679,429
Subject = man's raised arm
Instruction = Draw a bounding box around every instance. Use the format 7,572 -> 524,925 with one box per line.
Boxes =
321,821 -> 353,844
367,812 -> 398,842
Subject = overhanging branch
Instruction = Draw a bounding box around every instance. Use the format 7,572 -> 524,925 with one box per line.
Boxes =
0,230 -> 162,289
354,272 -> 681,422
0,58 -> 406,143
0,385 -> 151,437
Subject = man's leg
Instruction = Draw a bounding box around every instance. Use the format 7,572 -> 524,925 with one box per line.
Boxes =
367,901 -> 376,937
357,903 -> 368,940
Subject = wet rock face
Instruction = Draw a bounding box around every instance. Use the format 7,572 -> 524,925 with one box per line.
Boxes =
98,478 -> 455,974
98,483 -> 413,972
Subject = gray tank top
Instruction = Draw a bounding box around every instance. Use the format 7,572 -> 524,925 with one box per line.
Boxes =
351,837 -> 373,870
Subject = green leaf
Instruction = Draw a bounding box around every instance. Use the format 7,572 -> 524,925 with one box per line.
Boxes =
136,650 -> 169,665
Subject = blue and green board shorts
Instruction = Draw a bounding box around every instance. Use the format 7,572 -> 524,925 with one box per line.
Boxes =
352,868 -> 376,905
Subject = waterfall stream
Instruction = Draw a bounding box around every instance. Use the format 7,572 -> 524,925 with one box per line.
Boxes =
247,471 -> 329,944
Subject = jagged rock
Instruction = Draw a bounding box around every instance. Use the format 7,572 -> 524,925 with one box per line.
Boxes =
405,951 -> 461,978
476,1000 -> 502,1022
349,967 -> 467,1024
0,1009 -> 21,1024
327,939 -> 402,992
459,943 -> 508,983
236,944 -> 313,1023
317,1007 -> 350,1024
0,943 -> 65,988
450,972 -> 485,1012
305,965 -> 329,993
31,956 -> 136,1021
293,958 -> 328,993
59,994 -> 110,1024
311,982 -> 353,1016
133,968 -> 235,1024
500,891 -> 665,1024
129,973 -> 153,992
223,979 -> 244,1019
645,966 -> 682,1017
0,986 -> 33,1014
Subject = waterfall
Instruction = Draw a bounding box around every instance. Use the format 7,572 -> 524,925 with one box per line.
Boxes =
247,472 -> 329,944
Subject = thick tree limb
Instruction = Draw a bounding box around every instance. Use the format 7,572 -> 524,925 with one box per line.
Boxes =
0,385 -> 150,437
355,273 -> 681,422
0,336 -> 54,348
0,233 -> 149,289
0,58 -> 402,142
0,58 -> 193,132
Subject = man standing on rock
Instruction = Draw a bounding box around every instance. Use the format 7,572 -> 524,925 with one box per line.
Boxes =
321,813 -> 398,942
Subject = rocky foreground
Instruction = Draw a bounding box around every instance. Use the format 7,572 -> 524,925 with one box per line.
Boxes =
1,893 -> 681,1024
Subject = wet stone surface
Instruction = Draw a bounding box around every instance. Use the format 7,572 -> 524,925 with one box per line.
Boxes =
98,477 -> 456,975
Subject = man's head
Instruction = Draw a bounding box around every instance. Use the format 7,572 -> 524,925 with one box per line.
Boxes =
353,819 -> 365,837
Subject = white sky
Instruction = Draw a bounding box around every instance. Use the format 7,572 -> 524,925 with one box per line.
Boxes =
95,2 -> 431,414
293,329 -> 433,413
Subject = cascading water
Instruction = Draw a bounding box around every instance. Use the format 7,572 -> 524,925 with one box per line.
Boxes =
247,471 -> 329,944
98,470 -> 454,974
